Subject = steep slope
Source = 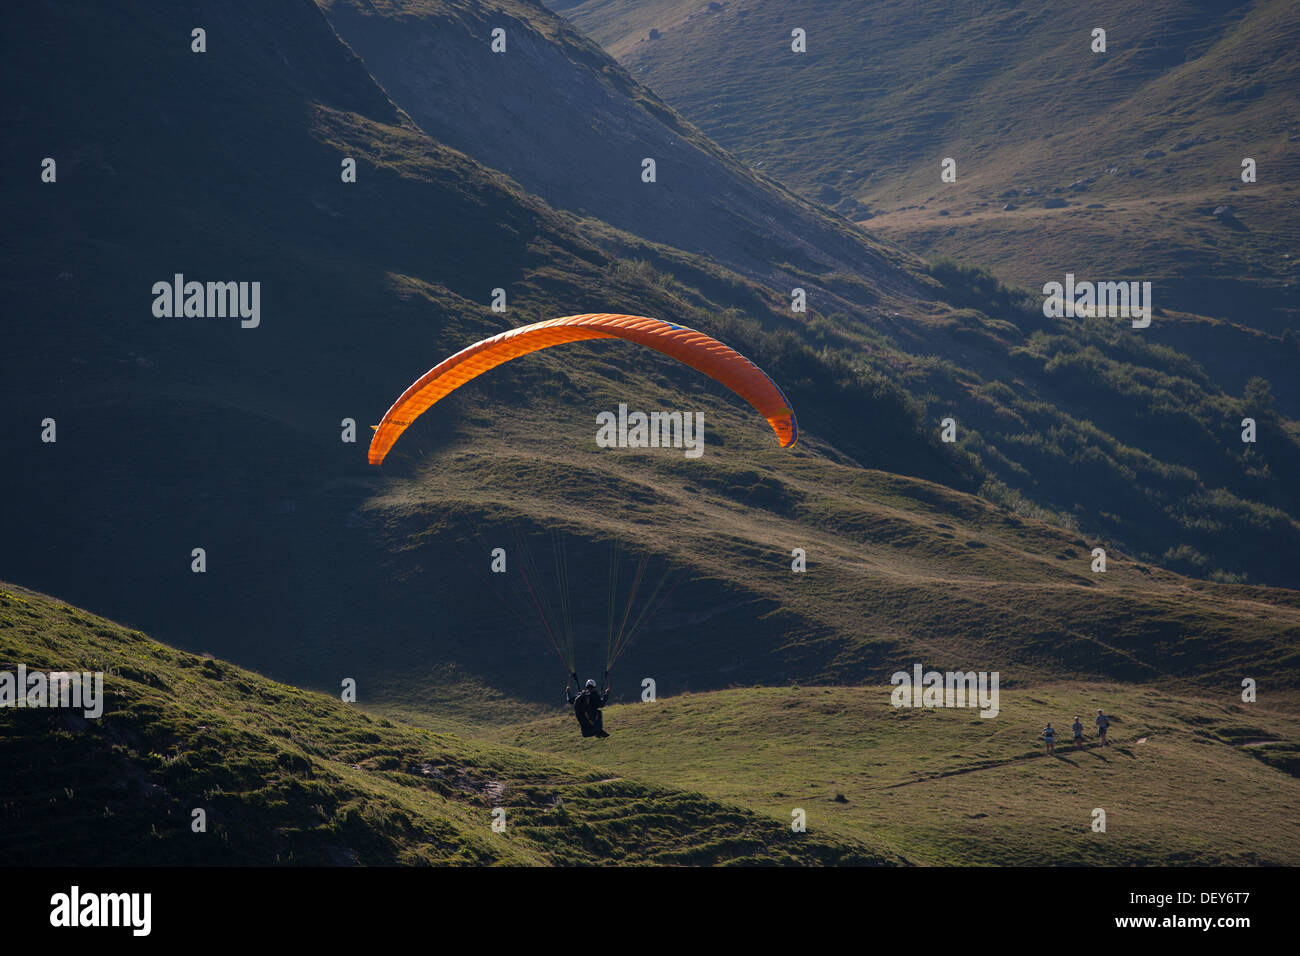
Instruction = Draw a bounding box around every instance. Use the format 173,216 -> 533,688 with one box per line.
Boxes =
316,0 -> 1300,589
317,0 -> 914,305
0,0 -> 920,670
550,0 -> 1300,381
0,584 -> 896,865
0,0 -> 952,702
3,0 -> 1300,721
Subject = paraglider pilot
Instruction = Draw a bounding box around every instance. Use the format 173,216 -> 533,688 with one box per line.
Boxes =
566,675 -> 611,738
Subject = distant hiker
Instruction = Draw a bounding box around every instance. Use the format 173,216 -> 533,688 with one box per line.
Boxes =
1072,717 -> 1084,749
566,677 -> 611,738
1096,709 -> 1110,746
1042,722 -> 1055,755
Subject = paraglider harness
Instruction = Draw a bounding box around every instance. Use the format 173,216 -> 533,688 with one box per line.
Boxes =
567,671 -> 610,738
488,529 -> 683,739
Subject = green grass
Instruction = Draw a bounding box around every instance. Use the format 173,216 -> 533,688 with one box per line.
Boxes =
4,0 -> 1300,750
489,683 -> 1300,865
315,0 -> 1300,588
553,0 -> 1300,332
352,429 -> 1300,711
0,585 -> 895,865
8,583 -> 1296,866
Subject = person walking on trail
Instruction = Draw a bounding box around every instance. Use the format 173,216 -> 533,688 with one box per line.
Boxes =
1042,722 -> 1055,755
1096,709 -> 1110,746
566,677 -> 611,738
1072,716 -> 1085,749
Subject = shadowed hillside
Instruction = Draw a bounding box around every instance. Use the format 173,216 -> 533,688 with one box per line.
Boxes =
4,3 -> 1300,871
318,0 -> 914,302
316,0 -> 1300,590
1,0 -> 1299,720
6,585 -> 1297,867
0,584 -> 896,865
550,0 -> 1300,406
352,427 -> 1300,714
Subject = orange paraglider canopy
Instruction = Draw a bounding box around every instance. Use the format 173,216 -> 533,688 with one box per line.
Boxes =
368,313 -> 797,464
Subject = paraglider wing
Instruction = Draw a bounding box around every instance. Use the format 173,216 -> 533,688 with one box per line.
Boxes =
368,313 -> 797,464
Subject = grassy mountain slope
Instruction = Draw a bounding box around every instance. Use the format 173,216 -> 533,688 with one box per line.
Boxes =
549,0 -> 1300,382
2,0 -> 1299,721
1,584 -> 895,865
316,0 -> 1300,589
0,0 -> 932,669
7,584 -> 1297,867
492,684 -> 1300,866
356,428 -> 1300,713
